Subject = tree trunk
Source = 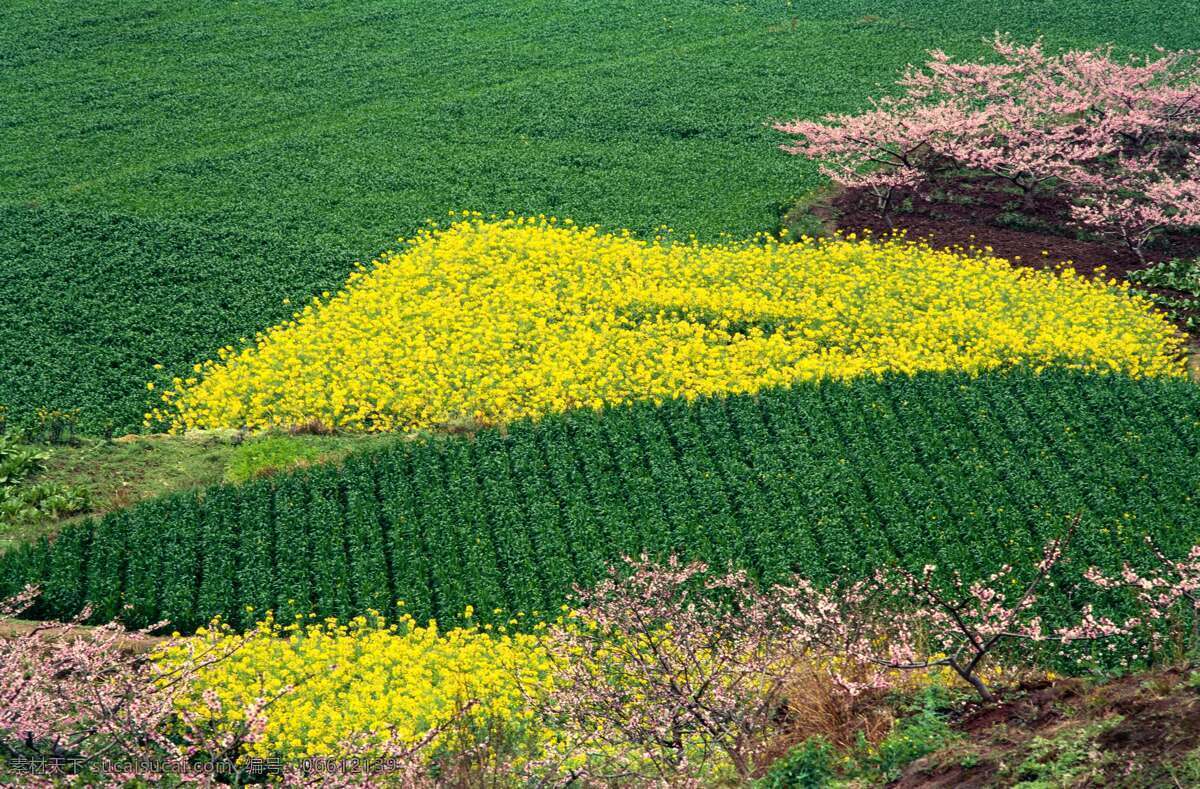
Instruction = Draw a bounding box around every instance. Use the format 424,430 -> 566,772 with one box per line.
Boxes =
1021,185 -> 1037,212
878,186 -> 896,230
950,660 -> 996,703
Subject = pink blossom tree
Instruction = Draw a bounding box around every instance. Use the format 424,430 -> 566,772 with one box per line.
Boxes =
0,587 -> 548,787
772,519 -> 1149,704
1082,535 -> 1200,654
1068,154 -> 1200,262
773,34 -> 1200,250
773,533 -> 1092,704
531,528 -> 1193,786
0,587 -> 281,785
898,38 -> 1111,204
773,102 -> 975,224
538,555 -> 800,784
532,535 -> 1135,783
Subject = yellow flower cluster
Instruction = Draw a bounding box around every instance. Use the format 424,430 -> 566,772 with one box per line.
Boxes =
157,612 -> 556,760
151,213 -> 1186,432
154,610 -> 1034,774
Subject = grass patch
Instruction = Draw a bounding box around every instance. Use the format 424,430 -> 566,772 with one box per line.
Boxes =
223,435 -> 381,483
0,431 -> 394,550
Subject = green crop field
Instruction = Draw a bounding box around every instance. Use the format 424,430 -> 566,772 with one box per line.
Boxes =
3,0 -> 1198,433
7,5 -> 1200,778
4,369 -> 1197,634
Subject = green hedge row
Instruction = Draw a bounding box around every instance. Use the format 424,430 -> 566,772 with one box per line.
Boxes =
1,369 -> 1198,633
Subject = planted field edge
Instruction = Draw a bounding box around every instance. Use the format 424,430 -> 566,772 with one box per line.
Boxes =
2,367 -> 1197,646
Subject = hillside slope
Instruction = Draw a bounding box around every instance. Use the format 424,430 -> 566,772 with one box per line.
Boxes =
4,0 -> 1199,431
3,369 -> 1197,635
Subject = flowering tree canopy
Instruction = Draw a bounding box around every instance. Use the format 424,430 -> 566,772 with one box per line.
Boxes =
774,35 -> 1200,259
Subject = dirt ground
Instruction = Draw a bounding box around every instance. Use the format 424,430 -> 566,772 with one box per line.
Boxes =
809,181 -> 1200,334
893,668 -> 1200,788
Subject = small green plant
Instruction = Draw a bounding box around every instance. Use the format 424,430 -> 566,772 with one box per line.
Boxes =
1165,746 -> 1200,785
782,210 -> 831,240
98,418 -> 118,443
994,210 -> 1056,233
1,481 -> 90,523
757,736 -> 838,788
779,186 -> 838,241
0,434 -> 48,485
0,434 -> 89,531
223,436 -> 327,484
862,691 -> 960,780
1011,716 -> 1121,786
29,407 -> 82,445
1129,257 -> 1200,293
1129,258 -> 1200,334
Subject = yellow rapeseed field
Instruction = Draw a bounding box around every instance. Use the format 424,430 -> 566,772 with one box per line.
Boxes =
150,213 -> 1186,433
156,610 -> 1018,769
157,611 -> 557,761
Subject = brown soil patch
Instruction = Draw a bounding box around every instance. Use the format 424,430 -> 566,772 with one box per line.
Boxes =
0,618 -> 167,653
892,668 -> 1200,788
810,180 -> 1200,335
824,180 -> 1200,271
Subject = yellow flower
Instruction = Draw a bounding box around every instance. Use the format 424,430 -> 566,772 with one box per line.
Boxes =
153,217 -> 1186,433
157,612 -> 555,762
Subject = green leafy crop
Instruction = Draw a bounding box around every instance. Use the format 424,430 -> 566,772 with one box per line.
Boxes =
2,369 -> 1197,637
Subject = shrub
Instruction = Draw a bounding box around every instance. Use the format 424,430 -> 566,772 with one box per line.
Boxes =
28,407 -> 81,445
864,696 -> 959,780
757,737 -> 839,788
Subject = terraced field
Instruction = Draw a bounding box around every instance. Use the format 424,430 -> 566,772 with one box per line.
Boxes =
5,5 -> 1200,782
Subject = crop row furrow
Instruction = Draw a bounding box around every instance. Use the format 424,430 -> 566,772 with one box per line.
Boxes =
3,370 -> 1198,635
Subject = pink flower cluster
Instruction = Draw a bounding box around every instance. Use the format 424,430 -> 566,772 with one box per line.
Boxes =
1083,536 -> 1200,651
540,556 -> 795,783
0,589 -> 274,786
774,35 -> 1200,260
772,531 -> 1084,704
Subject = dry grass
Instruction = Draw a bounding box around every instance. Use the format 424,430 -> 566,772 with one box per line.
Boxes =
0,618 -> 166,654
